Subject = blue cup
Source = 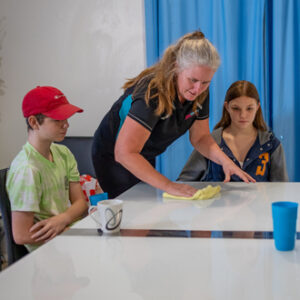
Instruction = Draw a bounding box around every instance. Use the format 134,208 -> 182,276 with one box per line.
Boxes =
89,193 -> 108,206
272,201 -> 298,251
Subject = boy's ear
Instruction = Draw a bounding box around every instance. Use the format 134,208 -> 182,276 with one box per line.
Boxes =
28,116 -> 40,130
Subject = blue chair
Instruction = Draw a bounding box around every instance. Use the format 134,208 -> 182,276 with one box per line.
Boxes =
0,168 -> 28,267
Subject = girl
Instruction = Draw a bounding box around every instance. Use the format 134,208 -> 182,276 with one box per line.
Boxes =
178,80 -> 288,182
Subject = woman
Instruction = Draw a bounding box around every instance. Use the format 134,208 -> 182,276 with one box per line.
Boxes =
178,80 -> 289,182
92,31 -> 255,199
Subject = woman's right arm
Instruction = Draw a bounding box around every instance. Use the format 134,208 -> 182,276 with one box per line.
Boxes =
114,116 -> 197,197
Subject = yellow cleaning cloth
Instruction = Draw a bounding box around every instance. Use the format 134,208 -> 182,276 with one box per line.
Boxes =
163,185 -> 221,200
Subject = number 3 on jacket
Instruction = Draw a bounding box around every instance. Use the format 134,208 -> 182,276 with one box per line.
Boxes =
256,153 -> 269,176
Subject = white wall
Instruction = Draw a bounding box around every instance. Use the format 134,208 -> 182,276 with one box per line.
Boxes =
0,0 -> 146,168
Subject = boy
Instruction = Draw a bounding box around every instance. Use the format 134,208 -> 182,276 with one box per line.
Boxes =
6,86 -> 88,251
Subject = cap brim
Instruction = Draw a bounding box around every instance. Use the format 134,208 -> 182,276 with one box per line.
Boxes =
43,103 -> 83,120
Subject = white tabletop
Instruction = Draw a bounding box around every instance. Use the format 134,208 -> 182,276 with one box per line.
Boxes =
74,181 -> 300,231
1,182 -> 300,300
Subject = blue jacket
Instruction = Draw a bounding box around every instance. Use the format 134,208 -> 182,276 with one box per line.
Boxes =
178,127 -> 289,182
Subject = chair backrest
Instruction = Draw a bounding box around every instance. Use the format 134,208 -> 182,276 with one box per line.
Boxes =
57,136 -> 95,177
0,168 -> 28,266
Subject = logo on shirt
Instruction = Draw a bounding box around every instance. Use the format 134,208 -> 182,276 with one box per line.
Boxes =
185,111 -> 195,120
185,105 -> 202,120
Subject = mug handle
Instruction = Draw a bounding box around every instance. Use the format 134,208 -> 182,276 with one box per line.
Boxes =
88,206 -> 102,228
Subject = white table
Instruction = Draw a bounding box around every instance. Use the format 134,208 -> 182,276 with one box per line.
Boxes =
1,182 -> 300,300
74,181 -> 300,231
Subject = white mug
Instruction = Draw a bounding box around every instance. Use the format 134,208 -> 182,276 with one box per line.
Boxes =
88,199 -> 123,234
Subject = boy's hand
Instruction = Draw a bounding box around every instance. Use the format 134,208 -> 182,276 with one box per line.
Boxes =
29,214 -> 69,242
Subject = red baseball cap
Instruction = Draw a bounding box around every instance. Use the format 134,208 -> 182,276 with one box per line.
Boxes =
22,86 -> 83,120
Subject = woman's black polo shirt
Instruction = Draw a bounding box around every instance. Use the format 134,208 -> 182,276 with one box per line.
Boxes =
93,81 -> 209,161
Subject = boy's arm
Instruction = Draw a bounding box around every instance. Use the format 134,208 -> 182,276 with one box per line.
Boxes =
30,182 -> 88,242
65,181 -> 89,221
12,211 -> 43,245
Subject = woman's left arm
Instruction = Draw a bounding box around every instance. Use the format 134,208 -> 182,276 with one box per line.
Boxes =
189,119 -> 255,183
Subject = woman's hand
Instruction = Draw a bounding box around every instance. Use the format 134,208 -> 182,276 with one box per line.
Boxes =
165,182 -> 198,197
222,160 -> 256,183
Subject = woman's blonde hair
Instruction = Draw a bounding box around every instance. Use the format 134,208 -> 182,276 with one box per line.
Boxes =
214,80 -> 267,130
123,31 -> 220,116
